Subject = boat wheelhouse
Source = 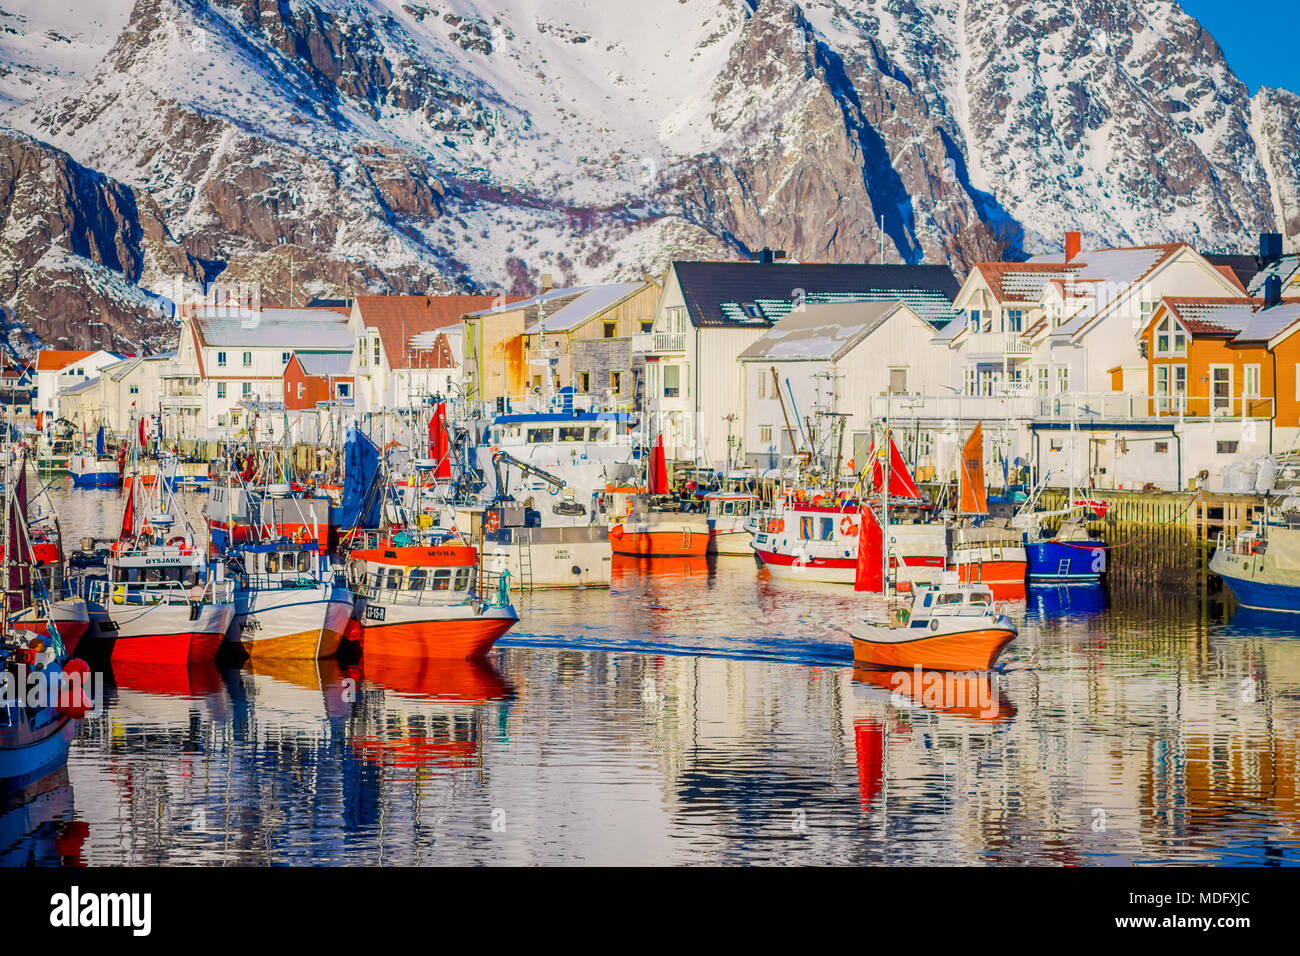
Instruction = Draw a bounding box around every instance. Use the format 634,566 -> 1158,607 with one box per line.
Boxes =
703,490 -> 759,555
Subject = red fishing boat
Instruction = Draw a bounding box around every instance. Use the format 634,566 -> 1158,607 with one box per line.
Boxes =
346,537 -> 518,659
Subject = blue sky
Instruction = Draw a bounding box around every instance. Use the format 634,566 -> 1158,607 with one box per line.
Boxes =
1179,0 -> 1299,94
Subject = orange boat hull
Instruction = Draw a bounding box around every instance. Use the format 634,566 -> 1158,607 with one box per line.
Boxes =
610,529 -> 708,558
852,626 -> 1016,672
359,617 -> 516,660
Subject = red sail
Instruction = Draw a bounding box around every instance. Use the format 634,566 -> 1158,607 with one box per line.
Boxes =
648,434 -> 668,495
119,479 -> 135,541
853,502 -> 883,592
429,403 -> 451,479
958,423 -> 987,515
871,435 -> 921,499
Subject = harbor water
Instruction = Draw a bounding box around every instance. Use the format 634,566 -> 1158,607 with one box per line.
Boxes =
6,481 -> 1300,865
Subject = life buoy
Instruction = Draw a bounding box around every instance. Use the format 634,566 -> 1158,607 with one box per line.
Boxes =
610,524 -> 625,540
167,536 -> 186,548
767,519 -> 780,533
840,516 -> 858,536
487,511 -> 500,532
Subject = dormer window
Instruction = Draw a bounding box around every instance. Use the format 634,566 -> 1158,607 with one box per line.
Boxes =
1004,309 -> 1024,333
1154,316 -> 1186,356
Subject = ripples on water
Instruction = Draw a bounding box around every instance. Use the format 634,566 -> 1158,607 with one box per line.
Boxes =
4,482 -> 1298,865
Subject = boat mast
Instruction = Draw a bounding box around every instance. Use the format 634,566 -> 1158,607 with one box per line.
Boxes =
881,388 -> 890,597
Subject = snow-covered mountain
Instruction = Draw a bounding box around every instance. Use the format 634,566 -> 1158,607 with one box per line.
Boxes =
0,0 -> 1297,351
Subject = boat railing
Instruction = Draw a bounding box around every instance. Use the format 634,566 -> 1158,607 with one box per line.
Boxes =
87,577 -> 234,608
355,571 -> 478,608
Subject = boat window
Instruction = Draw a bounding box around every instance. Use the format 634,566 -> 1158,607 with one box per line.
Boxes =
267,554 -> 279,574
408,569 -> 427,591
723,501 -> 735,515
385,568 -> 403,591
820,518 -> 834,541
454,568 -> 470,591
590,427 -> 611,442
935,593 -> 963,606
738,501 -> 750,516
526,428 -> 554,443
558,426 -> 585,442
969,592 -> 991,606
298,552 -> 314,573
432,569 -> 452,591
800,516 -> 814,540
922,593 -> 934,607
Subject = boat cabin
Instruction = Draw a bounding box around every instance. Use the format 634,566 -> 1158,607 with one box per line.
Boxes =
909,577 -> 997,625
346,545 -> 480,607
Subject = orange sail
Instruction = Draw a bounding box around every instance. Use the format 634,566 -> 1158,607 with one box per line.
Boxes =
958,423 -> 987,515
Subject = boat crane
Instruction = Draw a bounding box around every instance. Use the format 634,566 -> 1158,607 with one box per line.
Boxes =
491,450 -> 566,500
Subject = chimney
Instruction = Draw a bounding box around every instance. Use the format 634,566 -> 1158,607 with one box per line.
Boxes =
1064,231 -> 1081,263
756,248 -> 774,264
1264,273 -> 1283,308
1260,232 -> 1283,266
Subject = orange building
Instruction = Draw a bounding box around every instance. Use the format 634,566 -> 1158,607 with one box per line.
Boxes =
283,352 -> 353,411
1142,296 -> 1300,426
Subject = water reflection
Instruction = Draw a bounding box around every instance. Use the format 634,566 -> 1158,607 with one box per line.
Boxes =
1,480 -> 1296,864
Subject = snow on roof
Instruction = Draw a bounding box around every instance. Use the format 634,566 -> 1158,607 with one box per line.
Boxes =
522,283 -> 645,333
1052,245 -> 1184,337
1235,301 -> 1300,343
1164,299 -> 1257,336
60,375 -> 100,395
1247,255 -> 1300,296
295,352 -> 353,377
737,300 -> 910,361
194,309 -> 353,349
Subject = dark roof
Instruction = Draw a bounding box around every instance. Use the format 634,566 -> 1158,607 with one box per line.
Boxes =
672,261 -> 961,328
1202,254 -> 1259,291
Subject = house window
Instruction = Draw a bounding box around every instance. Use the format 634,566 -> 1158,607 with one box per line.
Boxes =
968,309 -> 981,332
578,371 -> 591,392
1140,300 -> 1156,330
217,414 -> 226,427
129,385 -> 139,395
282,352 -> 291,365
242,382 -> 253,399
1244,365 -> 1261,398
1049,438 -> 1064,452
603,322 -> 617,338
760,426 -> 772,443
242,351 -> 252,367
216,382 -> 227,399
373,338 -> 381,365
297,382 -> 305,400
217,351 -> 227,367
888,367 -> 907,394
1211,366 -> 1232,412
1036,366 -> 1049,396
337,383 -> 350,398
1004,309 -> 1024,332
663,364 -> 681,398
757,373 -> 766,399
640,320 -> 653,333
358,338 -> 367,366
1055,366 -> 1069,394
1217,441 -> 1239,455
1154,316 -> 1186,356
1154,441 -> 1169,454
963,367 -> 977,396
610,370 -> 622,394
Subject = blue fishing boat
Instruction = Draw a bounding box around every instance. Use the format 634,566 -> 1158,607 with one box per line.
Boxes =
68,426 -> 121,488
1210,517 -> 1300,613
1023,518 -> 1107,582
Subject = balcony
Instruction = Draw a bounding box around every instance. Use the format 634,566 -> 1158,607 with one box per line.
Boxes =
966,332 -> 1033,357
883,391 -> 1276,424
632,331 -> 686,353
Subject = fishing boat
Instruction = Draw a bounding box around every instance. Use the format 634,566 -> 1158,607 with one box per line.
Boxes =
346,536 -> 518,659
606,435 -> 709,558
73,461 -> 235,665
1,461 -> 87,789
850,575 -> 1018,672
753,436 -> 945,585
703,486 -> 760,555
1210,511 -> 1300,612
1013,481 -> 1109,582
35,423 -> 74,473
68,426 -> 122,488
221,539 -> 354,660
950,423 -> 1026,596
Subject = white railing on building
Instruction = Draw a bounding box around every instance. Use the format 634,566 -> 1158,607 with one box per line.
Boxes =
880,392 -> 1275,423
965,332 -> 1033,356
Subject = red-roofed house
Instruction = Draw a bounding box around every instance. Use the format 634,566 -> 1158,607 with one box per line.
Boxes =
348,295 -> 515,433
33,348 -> 123,425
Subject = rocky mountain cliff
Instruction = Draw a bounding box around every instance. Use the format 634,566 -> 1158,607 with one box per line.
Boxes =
0,0 -> 1296,352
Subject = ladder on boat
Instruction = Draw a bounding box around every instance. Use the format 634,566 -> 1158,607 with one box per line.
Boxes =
516,532 -> 534,593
